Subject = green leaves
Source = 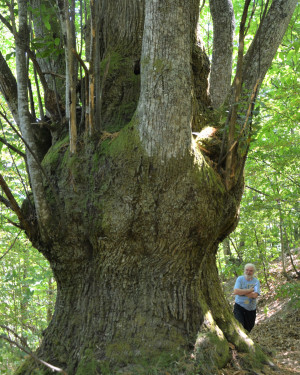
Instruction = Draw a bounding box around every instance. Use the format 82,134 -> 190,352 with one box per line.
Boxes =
276,281 -> 300,308
31,35 -> 63,58
0,234 -> 56,374
44,18 -> 51,31
217,9 -> 300,284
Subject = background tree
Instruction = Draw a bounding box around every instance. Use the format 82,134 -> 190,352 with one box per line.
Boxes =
0,0 -> 298,374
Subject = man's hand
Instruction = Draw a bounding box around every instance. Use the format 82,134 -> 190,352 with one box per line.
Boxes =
247,290 -> 259,299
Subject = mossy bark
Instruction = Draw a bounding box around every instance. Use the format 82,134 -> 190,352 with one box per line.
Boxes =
15,119 -> 270,375
14,1 -> 278,374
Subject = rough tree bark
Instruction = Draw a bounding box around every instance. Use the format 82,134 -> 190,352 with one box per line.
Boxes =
209,0 -> 235,109
0,0 -> 297,374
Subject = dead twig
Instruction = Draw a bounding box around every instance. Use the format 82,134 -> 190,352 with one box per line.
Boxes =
0,230 -> 22,261
0,334 -> 68,374
0,325 -> 68,374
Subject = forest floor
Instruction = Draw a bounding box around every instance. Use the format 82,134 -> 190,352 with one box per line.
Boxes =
219,251 -> 300,375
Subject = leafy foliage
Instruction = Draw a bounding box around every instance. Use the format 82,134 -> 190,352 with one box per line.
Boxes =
0,47 -> 56,373
276,281 -> 300,308
0,233 -> 56,374
217,11 -> 300,295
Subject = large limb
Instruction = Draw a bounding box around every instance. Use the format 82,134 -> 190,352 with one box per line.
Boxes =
209,0 -> 235,108
0,51 -> 19,124
224,0 -> 297,190
0,173 -> 33,235
138,0 -> 193,160
15,0 -> 52,234
243,0 -> 298,92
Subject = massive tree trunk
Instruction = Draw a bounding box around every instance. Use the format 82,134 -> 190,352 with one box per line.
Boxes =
0,0 -> 297,374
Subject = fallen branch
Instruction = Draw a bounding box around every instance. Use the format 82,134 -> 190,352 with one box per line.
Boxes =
0,331 -> 68,375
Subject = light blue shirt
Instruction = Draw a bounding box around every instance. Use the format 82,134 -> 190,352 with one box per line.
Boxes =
234,276 -> 260,311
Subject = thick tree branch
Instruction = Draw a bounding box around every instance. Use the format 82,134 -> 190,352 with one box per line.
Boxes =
65,0 -> 78,153
71,48 -> 89,75
0,173 -> 32,234
0,51 -> 19,124
138,0 -> 192,159
0,194 -> 13,210
0,136 -> 25,157
222,0 -> 297,191
209,0 -> 235,108
15,0 -> 52,231
243,0 -> 298,95
0,13 -> 12,31
224,0 -> 251,190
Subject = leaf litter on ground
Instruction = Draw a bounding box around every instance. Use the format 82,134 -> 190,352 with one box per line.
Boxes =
219,250 -> 300,375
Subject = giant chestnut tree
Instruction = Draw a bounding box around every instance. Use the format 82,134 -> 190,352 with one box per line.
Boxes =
0,0 -> 297,373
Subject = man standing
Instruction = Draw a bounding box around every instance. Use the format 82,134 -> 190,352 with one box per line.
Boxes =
233,263 -> 260,332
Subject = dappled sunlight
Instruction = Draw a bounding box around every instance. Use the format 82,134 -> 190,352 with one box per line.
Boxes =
191,136 -> 206,168
201,310 -> 226,340
232,320 -> 255,349
256,298 -> 288,324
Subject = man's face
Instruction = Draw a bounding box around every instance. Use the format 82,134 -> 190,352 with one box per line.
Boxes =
244,267 -> 254,280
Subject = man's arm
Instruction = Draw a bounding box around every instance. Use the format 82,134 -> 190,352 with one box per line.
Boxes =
234,287 -> 255,296
247,291 -> 259,299
234,287 -> 259,299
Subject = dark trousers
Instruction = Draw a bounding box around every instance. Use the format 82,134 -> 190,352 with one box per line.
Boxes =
234,303 -> 256,332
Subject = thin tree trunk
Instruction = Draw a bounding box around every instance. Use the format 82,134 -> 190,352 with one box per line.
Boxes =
277,200 -> 288,278
65,0 -> 77,153
284,228 -> 300,277
254,229 -> 270,290
223,237 -> 232,257
16,0 -> 52,232
0,51 -> 19,124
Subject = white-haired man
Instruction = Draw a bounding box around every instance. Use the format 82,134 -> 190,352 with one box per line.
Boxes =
233,263 -> 260,332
